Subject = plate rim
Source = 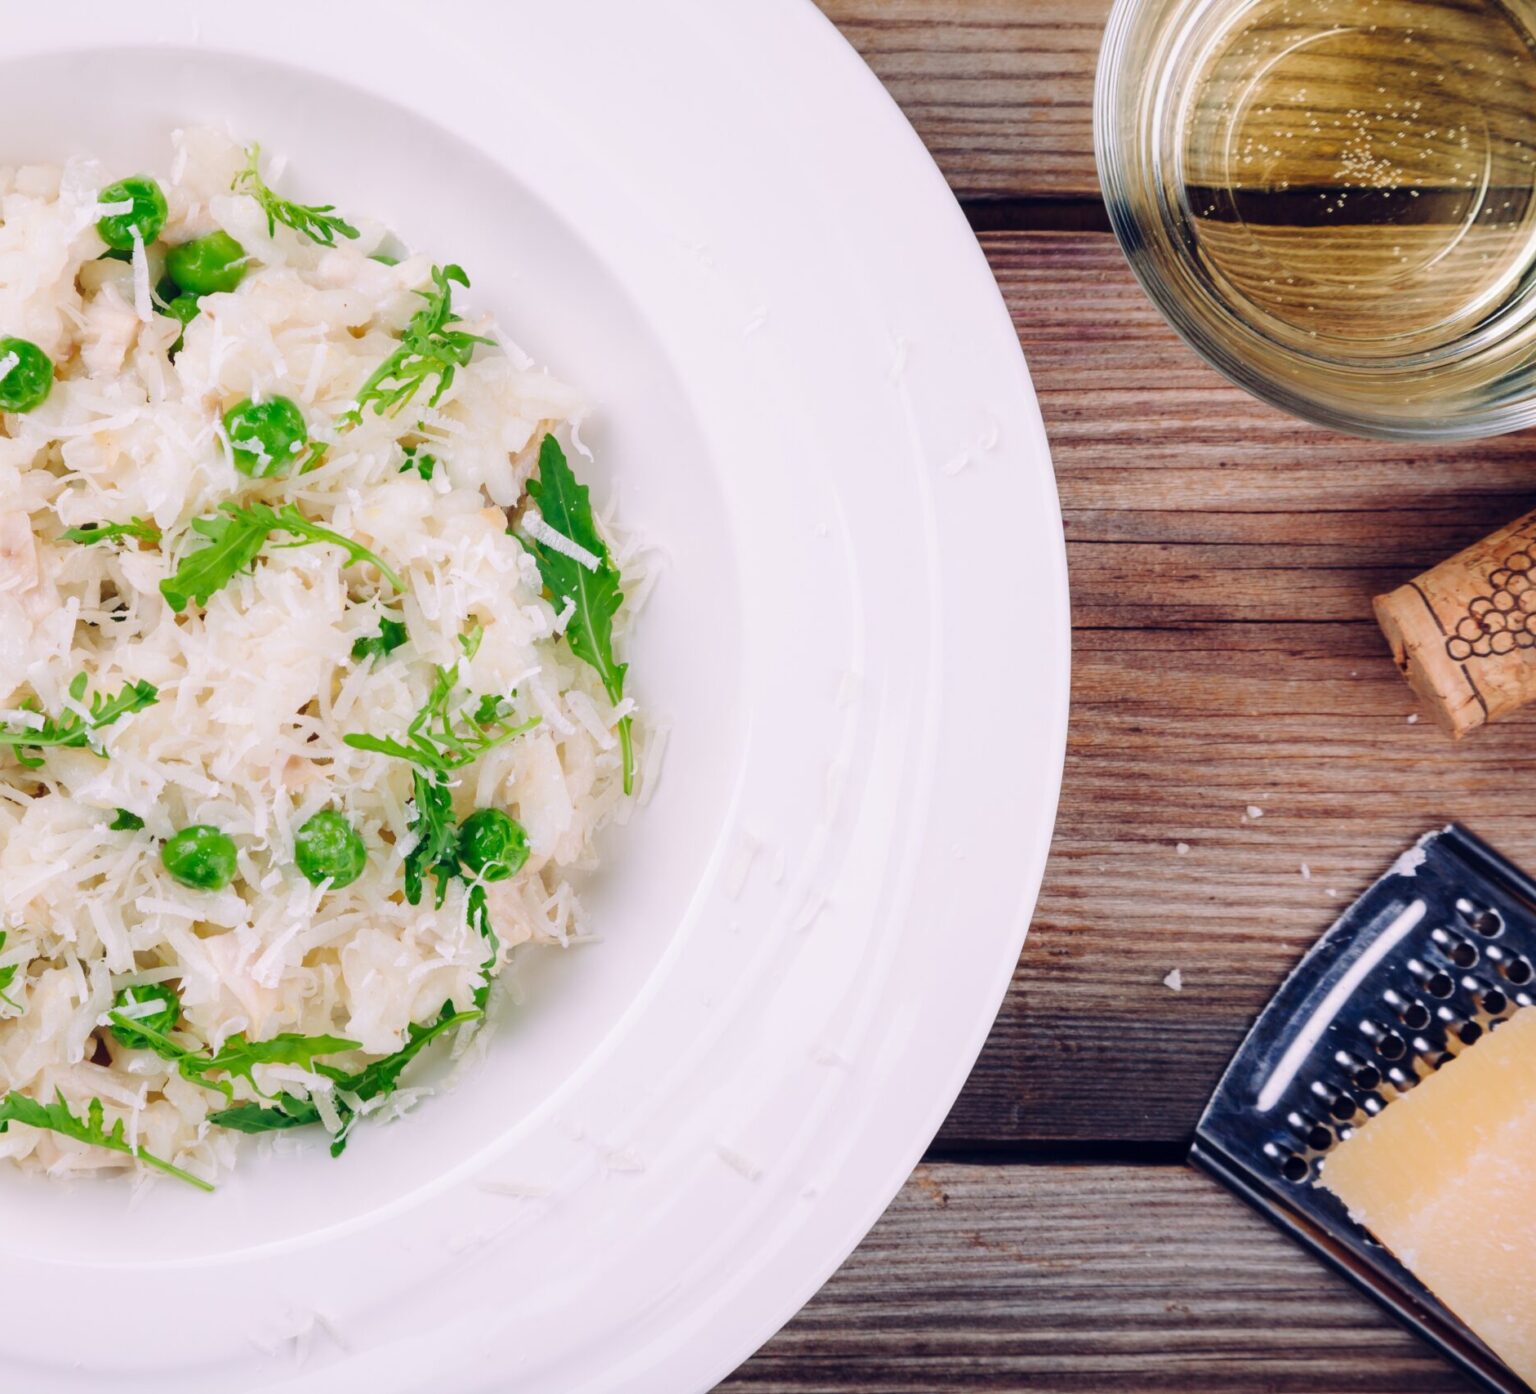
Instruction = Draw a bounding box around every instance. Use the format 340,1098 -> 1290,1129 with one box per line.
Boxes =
0,2 -> 1070,1387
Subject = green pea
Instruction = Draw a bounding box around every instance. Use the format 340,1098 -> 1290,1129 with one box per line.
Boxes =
96,175 -> 168,251
294,810 -> 367,888
162,825 -> 238,891
0,337 -> 53,414
457,808 -> 529,883
223,395 -> 307,478
165,230 -> 248,295
109,983 -> 179,1048
160,293 -> 200,359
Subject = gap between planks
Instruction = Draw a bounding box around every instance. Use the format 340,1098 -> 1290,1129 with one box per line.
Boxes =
719,1163 -> 1476,1393
933,228 -> 1536,1149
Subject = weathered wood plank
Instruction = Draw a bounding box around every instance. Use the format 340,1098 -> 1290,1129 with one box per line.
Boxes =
720,1164 -> 1474,1391
934,231 -> 1536,1146
816,0 -> 1109,201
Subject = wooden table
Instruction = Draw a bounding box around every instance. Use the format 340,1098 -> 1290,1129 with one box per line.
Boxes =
723,4 -> 1533,1388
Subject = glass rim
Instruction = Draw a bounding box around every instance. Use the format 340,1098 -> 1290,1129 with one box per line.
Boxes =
1093,0 -> 1536,443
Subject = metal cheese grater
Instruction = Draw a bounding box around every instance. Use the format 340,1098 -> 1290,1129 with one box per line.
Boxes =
1191,823 -> 1536,1394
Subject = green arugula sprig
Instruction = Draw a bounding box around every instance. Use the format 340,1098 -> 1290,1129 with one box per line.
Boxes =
399,445 -> 437,481
403,770 -> 459,908
0,672 -> 158,769
466,883 -> 498,1011
106,979 -> 481,1159
109,1010 -> 361,1102
520,434 -> 634,792
0,1090 -> 211,1191
160,501 -> 402,612
343,264 -> 490,425
234,144 -> 359,248
351,615 -> 409,664
0,933 -> 20,1013
343,663 -> 537,776
187,1031 -> 361,1097
209,1006 -> 480,1156
61,517 -> 161,547
344,666 -> 535,913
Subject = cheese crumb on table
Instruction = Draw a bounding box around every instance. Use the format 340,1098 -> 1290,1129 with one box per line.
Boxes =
1319,1007 -> 1536,1383
1163,968 -> 1183,993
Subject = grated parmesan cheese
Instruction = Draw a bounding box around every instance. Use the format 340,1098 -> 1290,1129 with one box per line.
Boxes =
0,130 -> 646,1186
521,506 -> 602,571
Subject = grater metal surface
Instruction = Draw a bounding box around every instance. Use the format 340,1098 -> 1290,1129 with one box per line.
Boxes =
1191,823 -> 1536,1394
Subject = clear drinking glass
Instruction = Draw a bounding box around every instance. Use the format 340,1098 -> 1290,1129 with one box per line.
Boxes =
1095,0 -> 1536,440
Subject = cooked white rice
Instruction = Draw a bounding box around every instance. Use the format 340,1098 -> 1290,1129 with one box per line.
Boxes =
0,129 -> 642,1186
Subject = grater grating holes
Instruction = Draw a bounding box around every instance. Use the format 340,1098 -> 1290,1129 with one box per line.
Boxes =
1429,928 -> 1482,969
1384,988 -> 1434,1031
1194,829 -> 1536,1393
1502,954 -> 1533,985
1410,958 -> 1458,999
1362,1020 -> 1409,1059
1455,899 -> 1505,938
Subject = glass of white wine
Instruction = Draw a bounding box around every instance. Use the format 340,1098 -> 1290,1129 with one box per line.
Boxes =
1096,0 -> 1536,439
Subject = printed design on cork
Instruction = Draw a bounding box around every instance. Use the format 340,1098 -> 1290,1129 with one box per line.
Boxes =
1445,535 -> 1536,662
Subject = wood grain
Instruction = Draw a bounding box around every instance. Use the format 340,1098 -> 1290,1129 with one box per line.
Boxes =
720,1164 -> 1475,1391
815,0 -> 1109,201
934,231 -> 1536,1148
732,10 -> 1534,1392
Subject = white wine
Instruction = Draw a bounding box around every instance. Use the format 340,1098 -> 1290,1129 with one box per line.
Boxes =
1178,0 -> 1536,356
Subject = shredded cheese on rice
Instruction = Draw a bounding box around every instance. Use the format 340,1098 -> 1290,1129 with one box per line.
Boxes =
0,129 -> 644,1186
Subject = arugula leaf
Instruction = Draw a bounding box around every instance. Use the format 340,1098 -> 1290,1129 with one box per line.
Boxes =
466,883 -> 499,1011
62,517 -> 161,547
521,433 -> 634,792
158,507 -> 272,611
205,1093 -> 320,1136
472,692 -> 506,724
345,667 -> 535,915
105,1013 -> 192,1068
0,672 -> 158,769
321,1008 -> 481,1155
160,501 -> 403,612
351,615 -> 409,663
343,663 -> 537,776
0,933 -> 20,1013
208,1008 -> 480,1156
343,264 -> 490,425
399,445 -> 437,481
331,1009 -> 476,1107
107,984 -> 181,1050
233,143 -> 359,248
0,1090 -> 211,1191
106,1004 -> 358,1102
403,769 -> 458,908
109,808 -> 145,831
181,1031 -> 361,1100
458,622 -> 483,659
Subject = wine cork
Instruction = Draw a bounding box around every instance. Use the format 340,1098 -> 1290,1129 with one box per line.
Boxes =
1375,509 -> 1536,738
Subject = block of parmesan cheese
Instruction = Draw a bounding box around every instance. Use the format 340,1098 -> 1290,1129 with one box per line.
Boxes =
1320,1006 -> 1536,1382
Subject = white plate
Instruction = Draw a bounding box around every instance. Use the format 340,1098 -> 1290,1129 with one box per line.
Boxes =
0,2 -> 1068,1389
